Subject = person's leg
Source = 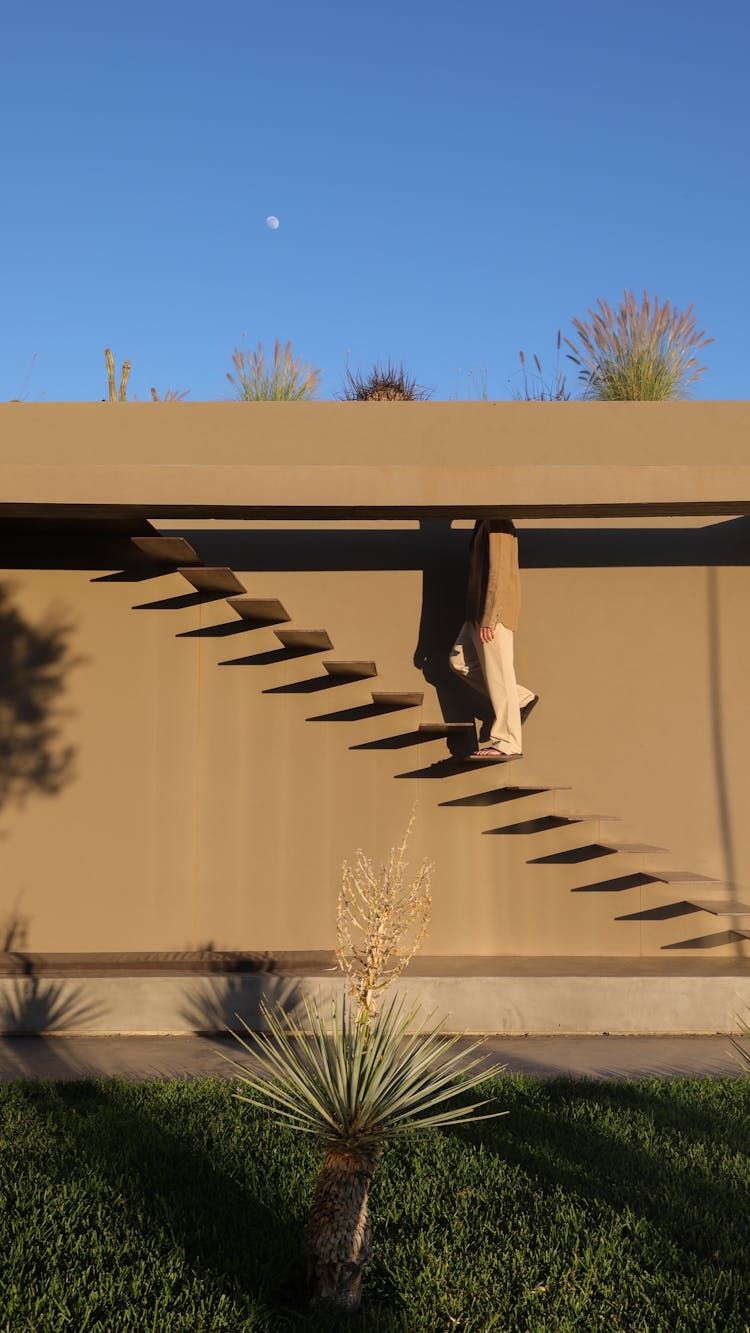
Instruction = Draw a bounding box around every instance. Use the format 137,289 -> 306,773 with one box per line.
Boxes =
473,622 -> 526,755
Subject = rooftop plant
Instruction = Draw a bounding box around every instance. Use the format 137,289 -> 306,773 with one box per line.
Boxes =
227,338 -> 320,401
513,331 -> 571,401
340,358 -> 431,400
104,348 -> 130,402
566,290 -> 712,400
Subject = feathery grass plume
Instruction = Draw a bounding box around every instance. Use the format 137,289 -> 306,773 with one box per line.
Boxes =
226,995 -> 505,1313
104,349 -> 131,402
149,386 -> 191,402
565,291 -> 712,400
340,358 -> 431,400
513,332 -> 571,401
227,337 -> 320,401
337,809 -> 433,1026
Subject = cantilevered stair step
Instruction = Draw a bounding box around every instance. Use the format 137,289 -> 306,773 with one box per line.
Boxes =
324,661 -> 378,680
275,629 -> 334,652
131,536 -> 202,565
178,567 -> 246,594
639,869 -> 720,885
600,842 -> 668,855
685,896 -> 750,916
372,691 -> 423,709
418,721 -> 476,735
556,811 -> 619,824
228,595 -> 291,624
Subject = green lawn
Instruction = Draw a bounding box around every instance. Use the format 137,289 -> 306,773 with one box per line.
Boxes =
1,1076 -> 748,1331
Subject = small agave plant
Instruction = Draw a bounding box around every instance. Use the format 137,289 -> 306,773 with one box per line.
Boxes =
225,815 -> 505,1314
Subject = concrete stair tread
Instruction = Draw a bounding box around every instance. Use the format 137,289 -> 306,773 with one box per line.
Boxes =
640,869 -> 720,884
131,536 -> 201,565
684,896 -> 750,916
323,660 -> 378,680
178,566 -> 246,594
556,811 -> 620,823
601,842 -> 668,854
227,595 -> 291,623
275,628 -> 334,651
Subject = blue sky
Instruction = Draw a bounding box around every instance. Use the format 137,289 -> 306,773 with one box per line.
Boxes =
2,0 -> 748,401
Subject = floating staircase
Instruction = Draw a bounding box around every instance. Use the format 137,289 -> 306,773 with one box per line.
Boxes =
124,532 -> 750,954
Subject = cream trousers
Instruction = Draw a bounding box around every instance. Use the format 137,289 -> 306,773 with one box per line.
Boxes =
449,620 -> 534,755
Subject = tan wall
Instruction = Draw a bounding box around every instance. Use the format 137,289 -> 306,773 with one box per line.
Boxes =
2,515 -> 749,960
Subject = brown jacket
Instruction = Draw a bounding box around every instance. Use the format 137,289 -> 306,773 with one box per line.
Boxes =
465,519 -> 521,631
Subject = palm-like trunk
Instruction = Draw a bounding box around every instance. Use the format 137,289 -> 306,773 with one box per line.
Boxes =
306,1148 -> 376,1311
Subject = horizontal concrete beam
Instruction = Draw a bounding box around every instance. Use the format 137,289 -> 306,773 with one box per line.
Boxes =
2,402 -> 750,519
3,465 -> 750,520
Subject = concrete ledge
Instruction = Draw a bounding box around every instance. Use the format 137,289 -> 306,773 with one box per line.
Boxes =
2,967 -> 749,1035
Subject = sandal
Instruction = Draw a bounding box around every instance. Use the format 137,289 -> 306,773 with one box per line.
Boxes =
468,747 -> 522,762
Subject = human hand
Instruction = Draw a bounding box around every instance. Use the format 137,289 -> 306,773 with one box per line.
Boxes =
480,625 -> 495,643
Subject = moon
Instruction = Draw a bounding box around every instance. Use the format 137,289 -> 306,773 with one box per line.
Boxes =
265,215 -> 280,230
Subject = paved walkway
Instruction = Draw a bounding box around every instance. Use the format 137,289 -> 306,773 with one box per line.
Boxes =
0,1033 -> 744,1082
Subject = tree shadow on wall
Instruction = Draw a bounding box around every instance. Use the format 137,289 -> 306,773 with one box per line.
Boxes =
0,582 -> 81,816
179,973 -> 305,1038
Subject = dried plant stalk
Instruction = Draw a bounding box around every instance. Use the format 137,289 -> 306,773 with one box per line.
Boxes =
337,811 -> 433,1025
104,348 -> 131,402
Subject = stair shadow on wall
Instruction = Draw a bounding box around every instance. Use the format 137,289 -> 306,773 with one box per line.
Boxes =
529,844 -> 618,865
395,757 -> 481,779
439,787 -> 547,807
484,816 -> 575,836
351,731 -> 446,752
616,902 -> 702,922
264,675 -> 350,695
571,873 -> 650,893
662,929 -> 748,949
220,645 -> 323,667
309,702 -> 416,723
132,590 -> 230,611
178,619 -> 277,639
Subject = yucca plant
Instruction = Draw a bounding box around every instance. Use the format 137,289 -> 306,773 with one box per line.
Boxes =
340,358 -> 431,401
104,348 -> 131,402
566,290 -> 712,400
513,332 -> 571,401
226,816 -> 504,1313
226,995 -> 505,1313
227,338 -> 320,401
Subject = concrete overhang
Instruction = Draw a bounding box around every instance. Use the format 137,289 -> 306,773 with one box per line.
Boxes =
2,401 -> 749,520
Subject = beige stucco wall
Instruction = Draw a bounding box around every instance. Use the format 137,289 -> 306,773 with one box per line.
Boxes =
2,511 -> 749,960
